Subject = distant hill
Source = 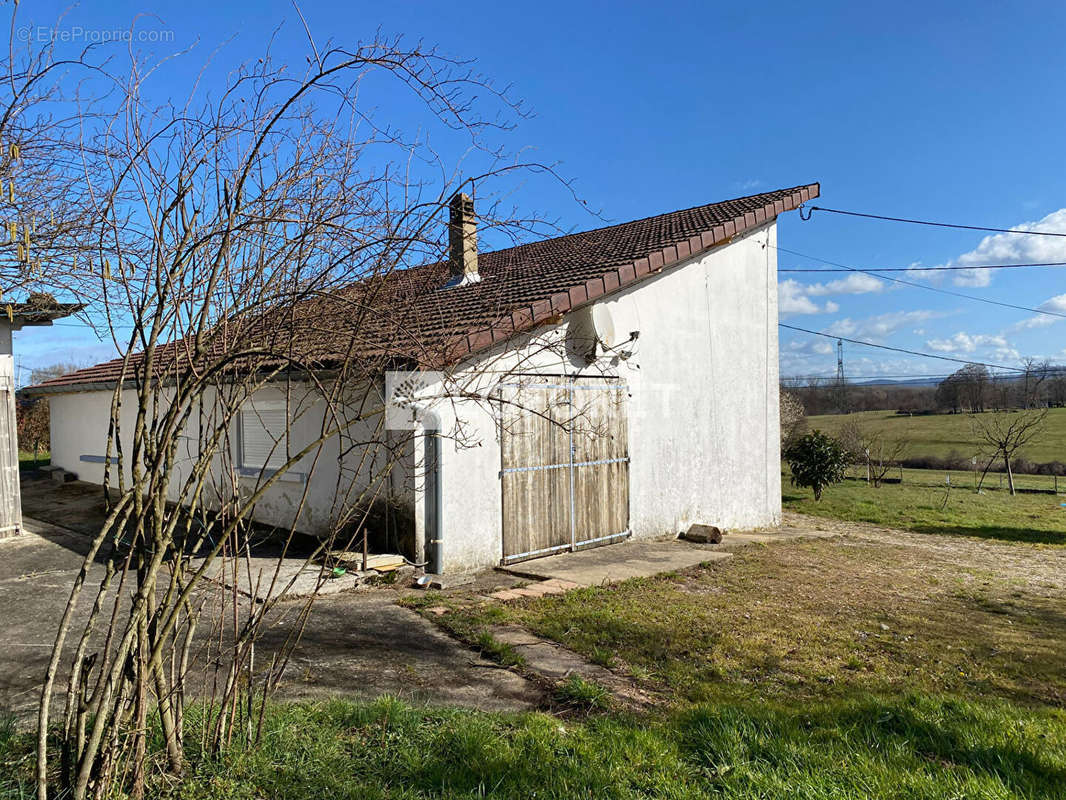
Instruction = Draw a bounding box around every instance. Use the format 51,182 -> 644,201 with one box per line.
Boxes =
849,377 -> 944,388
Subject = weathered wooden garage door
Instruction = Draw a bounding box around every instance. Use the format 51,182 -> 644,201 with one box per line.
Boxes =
498,376 -> 629,564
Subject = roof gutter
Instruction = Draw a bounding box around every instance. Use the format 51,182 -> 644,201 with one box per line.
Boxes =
435,182 -> 819,368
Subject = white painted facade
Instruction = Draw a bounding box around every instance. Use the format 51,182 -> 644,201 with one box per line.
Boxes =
48,382 -> 413,538
416,222 -> 781,573
46,222 -> 781,573
0,323 -> 21,535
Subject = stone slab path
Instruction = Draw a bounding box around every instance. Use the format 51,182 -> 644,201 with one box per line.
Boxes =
498,541 -> 732,586
494,526 -> 838,588
489,625 -> 655,709
0,516 -> 544,721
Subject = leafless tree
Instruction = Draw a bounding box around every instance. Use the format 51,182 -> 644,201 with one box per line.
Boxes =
988,372 -> 1011,412
779,389 -> 805,448
1020,358 -> 1050,409
29,20 -> 590,800
1049,373 -> 1066,408
835,417 -> 866,464
864,432 -> 907,487
971,408 -> 1048,495
0,7 -> 121,313
835,419 -> 906,487
29,361 -> 87,386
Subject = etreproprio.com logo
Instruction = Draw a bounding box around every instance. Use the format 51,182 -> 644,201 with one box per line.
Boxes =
17,26 -> 175,44
385,370 -> 444,431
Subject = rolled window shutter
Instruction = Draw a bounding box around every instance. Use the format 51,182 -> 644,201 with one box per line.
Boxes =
240,405 -> 288,470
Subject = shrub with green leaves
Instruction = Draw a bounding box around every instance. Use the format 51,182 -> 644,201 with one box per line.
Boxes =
784,430 -> 847,500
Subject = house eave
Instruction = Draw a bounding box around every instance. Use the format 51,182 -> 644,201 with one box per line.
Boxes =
24,365 -> 346,396
432,182 -> 818,369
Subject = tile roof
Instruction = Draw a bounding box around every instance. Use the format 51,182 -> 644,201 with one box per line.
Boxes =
29,182 -> 818,393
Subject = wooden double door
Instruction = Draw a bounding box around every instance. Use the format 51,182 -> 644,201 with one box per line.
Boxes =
498,376 -> 629,564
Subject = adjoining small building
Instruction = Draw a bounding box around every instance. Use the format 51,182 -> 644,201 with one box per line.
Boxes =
29,184 -> 818,573
0,297 -> 81,538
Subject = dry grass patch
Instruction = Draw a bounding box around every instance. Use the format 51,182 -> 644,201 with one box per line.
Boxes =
443,536 -> 1066,708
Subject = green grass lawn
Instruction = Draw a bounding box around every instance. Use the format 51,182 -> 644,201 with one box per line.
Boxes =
18,450 -> 49,470
392,530 -> 1066,800
784,469 -> 1066,544
806,407 -> 1066,463
7,692 -> 1063,799
7,470 -> 1066,798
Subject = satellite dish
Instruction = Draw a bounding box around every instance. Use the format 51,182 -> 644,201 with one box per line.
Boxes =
590,304 -> 616,349
566,304 -> 617,363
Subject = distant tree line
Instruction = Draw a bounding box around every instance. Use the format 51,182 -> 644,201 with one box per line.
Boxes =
784,359 -> 1066,417
784,379 -> 939,416
780,360 -> 1060,489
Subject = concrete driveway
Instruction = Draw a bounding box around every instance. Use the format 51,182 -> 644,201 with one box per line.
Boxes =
0,497 -> 542,721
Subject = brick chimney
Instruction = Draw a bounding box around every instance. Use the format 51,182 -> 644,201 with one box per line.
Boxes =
446,191 -> 480,286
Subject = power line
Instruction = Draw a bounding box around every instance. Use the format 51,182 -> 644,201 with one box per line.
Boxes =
779,322 -> 1027,373
775,245 -> 1066,320
783,373 -> 957,380
781,261 -> 1066,273
780,373 -> 1046,382
807,206 -> 1066,238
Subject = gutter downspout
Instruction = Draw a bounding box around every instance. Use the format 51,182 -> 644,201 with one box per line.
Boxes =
418,408 -> 443,576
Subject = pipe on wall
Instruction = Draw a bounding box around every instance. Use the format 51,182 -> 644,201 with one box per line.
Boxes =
421,410 -> 443,575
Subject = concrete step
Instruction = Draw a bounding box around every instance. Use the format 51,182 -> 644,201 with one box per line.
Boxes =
39,465 -> 77,484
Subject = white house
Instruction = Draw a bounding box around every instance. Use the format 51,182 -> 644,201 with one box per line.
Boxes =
31,183 -> 819,574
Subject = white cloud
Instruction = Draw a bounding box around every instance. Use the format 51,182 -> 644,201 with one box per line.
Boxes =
1012,315 -> 1057,331
779,346 -> 947,380
778,279 -> 838,315
991,345 -> 1022,362
826,310 -> 941,341
1006,293 -> 1066,331
948,208 -> 1066,287
1039,293 -> 1066,313
778,279 -> 821,314
777,272 -> 884,316
805,272 -> 885,296
926,332 -> 1009,354
923,332 -> 1019,363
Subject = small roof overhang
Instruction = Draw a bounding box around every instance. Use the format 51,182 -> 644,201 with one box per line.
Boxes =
2,302 -> 83,330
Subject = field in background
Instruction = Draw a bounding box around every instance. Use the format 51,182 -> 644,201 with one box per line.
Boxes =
845,465 -> 1063,493
805,408 -> 1066,464
783,469 -> 1066,545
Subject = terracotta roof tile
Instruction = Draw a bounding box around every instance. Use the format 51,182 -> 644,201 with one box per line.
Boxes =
29,183 -> 818,392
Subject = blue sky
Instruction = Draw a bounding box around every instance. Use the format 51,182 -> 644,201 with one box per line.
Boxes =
12,0 -> 1066,384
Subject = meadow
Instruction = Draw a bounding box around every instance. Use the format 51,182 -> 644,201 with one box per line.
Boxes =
784,470 -> 1066,544
805,407 -> 1066,464
6,440 -> 1066,798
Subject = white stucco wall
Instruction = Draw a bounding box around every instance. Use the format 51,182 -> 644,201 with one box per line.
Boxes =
49,387 -> 125,485
0,323 -> 20,534
46,222 -> 781,574
47,381 -> 414,539
420,222 -> 781,573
